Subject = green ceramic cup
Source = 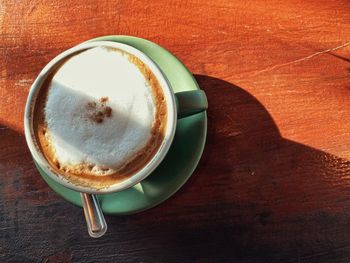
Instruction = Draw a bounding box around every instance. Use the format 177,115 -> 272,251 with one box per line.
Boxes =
24,41 -> 208,195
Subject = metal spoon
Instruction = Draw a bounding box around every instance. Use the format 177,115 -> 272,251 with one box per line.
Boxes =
80,193 -> 107,238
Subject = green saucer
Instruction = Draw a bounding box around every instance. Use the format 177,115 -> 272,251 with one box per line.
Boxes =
38,35 -> 207,215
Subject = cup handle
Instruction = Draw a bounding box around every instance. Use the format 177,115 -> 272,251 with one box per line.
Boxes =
175,90 -> 208,118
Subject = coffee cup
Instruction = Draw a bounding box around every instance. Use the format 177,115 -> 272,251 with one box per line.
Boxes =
24,41 -> 207,195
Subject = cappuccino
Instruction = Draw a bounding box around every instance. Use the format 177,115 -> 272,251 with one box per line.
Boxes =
33,46 -> 167,189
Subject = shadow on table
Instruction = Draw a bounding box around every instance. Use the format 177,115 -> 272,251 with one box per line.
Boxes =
108,75 -> 350,262
1,76 -> 350,262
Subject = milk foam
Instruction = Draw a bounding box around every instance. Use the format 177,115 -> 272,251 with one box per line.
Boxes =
44,47 -> 155,175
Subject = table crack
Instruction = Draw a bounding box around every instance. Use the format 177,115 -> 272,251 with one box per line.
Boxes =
249,40 -> 350,76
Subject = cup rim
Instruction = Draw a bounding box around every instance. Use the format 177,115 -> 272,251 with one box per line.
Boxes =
24,41 -> 177,194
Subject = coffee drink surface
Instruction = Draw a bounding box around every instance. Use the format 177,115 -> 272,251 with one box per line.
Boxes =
34,46 -> 167,189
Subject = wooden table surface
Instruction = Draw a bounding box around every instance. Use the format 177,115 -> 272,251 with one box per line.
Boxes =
1,0 -> 350,262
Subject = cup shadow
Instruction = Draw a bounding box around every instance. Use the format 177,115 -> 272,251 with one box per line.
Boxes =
115,75 -> 350,262
190,75 -> 350,218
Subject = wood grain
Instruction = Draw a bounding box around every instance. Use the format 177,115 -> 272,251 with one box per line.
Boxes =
0,0 -> 350,262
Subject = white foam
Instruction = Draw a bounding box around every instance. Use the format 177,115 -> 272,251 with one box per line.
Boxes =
44,46 -> 155,174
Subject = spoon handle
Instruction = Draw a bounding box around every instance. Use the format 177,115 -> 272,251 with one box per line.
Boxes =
80,193 -> 107,238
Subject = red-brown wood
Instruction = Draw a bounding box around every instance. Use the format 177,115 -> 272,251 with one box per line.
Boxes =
1,0 -> 350,262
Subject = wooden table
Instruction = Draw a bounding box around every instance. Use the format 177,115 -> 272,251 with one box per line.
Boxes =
1,0 -> 350,262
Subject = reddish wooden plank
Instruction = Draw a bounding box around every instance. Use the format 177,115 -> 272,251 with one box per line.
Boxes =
0,0 -> 349,262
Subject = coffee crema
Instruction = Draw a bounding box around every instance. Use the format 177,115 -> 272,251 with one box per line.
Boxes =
33,46 -> 167,189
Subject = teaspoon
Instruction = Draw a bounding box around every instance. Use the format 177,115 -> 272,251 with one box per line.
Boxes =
80,193 -> 107,238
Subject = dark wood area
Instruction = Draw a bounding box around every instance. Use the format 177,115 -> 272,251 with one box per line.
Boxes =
1,0 -> 350,262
